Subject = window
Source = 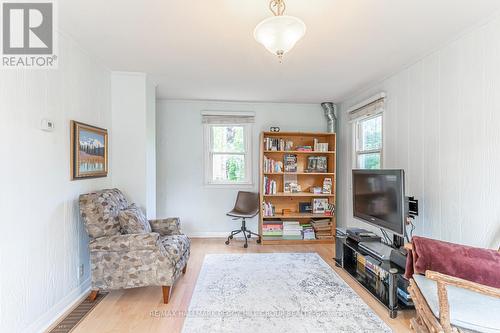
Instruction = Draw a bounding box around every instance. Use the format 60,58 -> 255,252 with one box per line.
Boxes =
202,112 -> 253,186
355,114 -> 383,169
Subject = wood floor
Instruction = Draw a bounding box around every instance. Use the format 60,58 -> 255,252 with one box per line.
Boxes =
70,238 -> 414,333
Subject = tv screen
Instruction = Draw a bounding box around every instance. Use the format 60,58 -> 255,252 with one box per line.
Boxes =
352,169 -> 405,235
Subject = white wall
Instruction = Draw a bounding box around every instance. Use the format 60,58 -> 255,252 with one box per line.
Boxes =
337,15 -> 500,249
111,73 -> 156,218
157,100 -> 326,236
0,33 -> 111,333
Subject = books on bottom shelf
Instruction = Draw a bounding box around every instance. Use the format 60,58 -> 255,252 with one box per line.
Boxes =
302,223 -> 316,240
283,221 -> 302,240
262,220 -> 283,240
311,218 -> 333,239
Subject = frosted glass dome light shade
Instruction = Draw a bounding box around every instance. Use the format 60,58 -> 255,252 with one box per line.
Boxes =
254,15 -> 306,57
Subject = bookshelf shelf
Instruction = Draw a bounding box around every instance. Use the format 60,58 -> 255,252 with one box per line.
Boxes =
263,172 -> 335,176
264,150 -> 336,154
263,213 -> 334,219
263,192 -> 335,197
259,131 -> 337,245
261,239 -> 334,245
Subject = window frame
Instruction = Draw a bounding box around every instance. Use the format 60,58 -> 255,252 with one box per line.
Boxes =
353,113 -> 384,169
203,122 -> 253,187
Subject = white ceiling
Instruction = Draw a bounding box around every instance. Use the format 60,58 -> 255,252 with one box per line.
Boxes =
59,0 -> 500,103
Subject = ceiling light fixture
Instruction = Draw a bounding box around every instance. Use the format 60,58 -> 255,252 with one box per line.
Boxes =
254,0 -> 306,63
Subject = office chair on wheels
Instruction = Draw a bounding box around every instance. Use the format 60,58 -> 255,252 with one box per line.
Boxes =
225,191 -> 261,248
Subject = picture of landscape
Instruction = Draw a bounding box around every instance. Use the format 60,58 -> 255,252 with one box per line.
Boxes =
71,121 -> 108,179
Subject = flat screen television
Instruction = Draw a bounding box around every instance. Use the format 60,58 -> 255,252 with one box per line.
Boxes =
352,169 -> 405,236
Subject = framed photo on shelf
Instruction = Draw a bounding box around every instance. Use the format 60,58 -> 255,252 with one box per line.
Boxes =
312,198 -> 329,214
71,121 -> 108,180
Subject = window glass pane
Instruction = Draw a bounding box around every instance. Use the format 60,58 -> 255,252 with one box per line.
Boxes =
212,154 -> 245,182
358,153 -> 381,169
211,126 -> 245,153
359,116 -> 382,151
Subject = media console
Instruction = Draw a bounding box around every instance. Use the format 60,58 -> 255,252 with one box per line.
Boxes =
335,229 -> 413,318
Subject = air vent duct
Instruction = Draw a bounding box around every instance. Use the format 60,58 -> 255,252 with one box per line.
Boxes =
321,102 -> 337,133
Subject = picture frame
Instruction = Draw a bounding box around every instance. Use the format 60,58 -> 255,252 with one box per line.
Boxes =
71,121 -> 108,180
312,198 -> 329,214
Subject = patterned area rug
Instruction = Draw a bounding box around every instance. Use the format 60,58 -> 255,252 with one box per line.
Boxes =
182,253 -> 391,333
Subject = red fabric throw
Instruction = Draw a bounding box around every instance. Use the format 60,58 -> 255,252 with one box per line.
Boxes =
405,236 -> 500,288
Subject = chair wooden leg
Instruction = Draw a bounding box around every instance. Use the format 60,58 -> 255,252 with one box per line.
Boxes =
88,290 -> 99,302
162,286 -> 172,304
182,265 -> 187,274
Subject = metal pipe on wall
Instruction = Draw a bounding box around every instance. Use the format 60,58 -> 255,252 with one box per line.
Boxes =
321,102 -> 337,133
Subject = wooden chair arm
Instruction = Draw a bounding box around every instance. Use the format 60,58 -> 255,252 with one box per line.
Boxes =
425,271 -> 500,298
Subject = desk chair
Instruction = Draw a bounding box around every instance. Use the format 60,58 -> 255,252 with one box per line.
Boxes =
225,191 -> 261,248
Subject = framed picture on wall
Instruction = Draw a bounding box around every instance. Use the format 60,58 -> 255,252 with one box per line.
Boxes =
71,121 -> 108,180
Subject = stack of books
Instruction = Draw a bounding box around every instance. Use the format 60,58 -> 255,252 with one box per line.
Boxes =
311,219 -> 333,239
263,156 -> 283,173
302,223 -> 316,240
296,145 -> 313,151
263,176 -> 277,195
283,221 -> 303,240
262,220 -> 283,240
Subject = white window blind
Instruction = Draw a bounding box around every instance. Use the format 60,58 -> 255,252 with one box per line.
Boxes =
348,93 -> 385,122
201,111 -> 255,124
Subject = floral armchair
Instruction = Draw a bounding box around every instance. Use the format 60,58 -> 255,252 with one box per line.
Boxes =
79,189 -> 190,304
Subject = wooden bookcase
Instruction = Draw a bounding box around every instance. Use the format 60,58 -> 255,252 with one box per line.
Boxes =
259,132 -> 337,245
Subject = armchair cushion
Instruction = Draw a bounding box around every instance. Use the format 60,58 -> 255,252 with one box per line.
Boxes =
89,233 -> 161,252
413,275 -> 500,333
119,204 -> 152,234
149,217 -> 181,235
160,234 -> 190,263
80,189 -> 129,238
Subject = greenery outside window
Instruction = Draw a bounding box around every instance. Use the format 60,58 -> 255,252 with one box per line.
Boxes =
355,114 -> 383,169
204,123 -> 252,186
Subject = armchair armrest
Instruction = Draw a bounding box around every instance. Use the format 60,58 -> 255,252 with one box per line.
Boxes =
149,217 -> 181,235
89,233 -> 161,252
425,270 -> 500,331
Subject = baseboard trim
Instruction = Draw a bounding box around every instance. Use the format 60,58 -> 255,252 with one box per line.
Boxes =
24,278 -> 91,333
187,232 -> 258,239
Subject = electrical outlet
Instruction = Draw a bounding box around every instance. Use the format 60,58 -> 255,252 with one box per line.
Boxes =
78,264 -> 84,279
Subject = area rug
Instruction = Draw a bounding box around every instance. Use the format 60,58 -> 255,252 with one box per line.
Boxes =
182,253 -> 392,333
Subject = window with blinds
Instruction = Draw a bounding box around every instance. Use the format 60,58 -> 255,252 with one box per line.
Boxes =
349,96 -> 384,169
202,111 -> 254,185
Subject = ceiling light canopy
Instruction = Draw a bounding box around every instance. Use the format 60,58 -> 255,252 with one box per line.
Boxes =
254,0 -> 306,62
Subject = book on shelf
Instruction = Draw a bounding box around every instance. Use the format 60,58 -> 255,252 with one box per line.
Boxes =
313,138 -> 329,152
263,176 -> 277,195
264,137 -> 285,151
284,154 -> 298,172
264,156 -> 283,173
306,156 -> 328,173
322,178 -> 332,194
283,221 -> 303,240
262,201 -> 275,216
302,223 -> 316,240
262,221 -> 283,237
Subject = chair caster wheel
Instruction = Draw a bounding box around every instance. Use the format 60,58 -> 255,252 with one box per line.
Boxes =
244,243 -> 248,248
248,234 -> 251,238
257,239 -> 261,244
225,240 -> 230,245
229,235 -> 233,239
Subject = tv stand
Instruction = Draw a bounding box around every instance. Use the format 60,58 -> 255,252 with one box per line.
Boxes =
336,235 -> 413,318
